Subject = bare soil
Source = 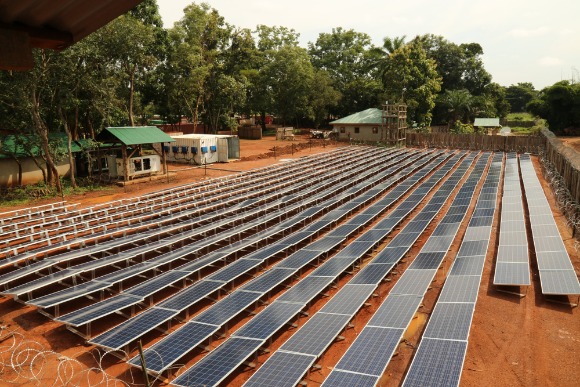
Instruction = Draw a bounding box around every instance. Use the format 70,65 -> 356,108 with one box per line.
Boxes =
0,137 -> 579,387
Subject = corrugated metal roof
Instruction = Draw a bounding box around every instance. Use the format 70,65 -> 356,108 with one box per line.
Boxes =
474,118 -> 500,127
330,108 -> 383,125
100,126 -> 176,146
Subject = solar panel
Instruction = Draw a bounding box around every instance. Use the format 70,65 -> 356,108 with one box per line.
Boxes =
357,229 -> 387,243
128,321 -> 220,373
280,313 -> 352,356
335,241 -> 375,258
171,337 -> 263,387
57,294 -> 142,326
388,232 -> 421,248
158,280 -> 224,311
422,236 -> 454,252
535,251 -> 575,270
244,351 -> 317,387
437,275 -> 481,303
318,284 -> 376,316
468,216 -> 493,227
494,262 -> 531,285
322,370 -> 378,387
449,256 -> 486,276
310,257 -> 358,277
89,307 -> 177,350
276,275 -> 336,304
125,271 -> 190,297
233,301 -> 304,340
303,237 -> 345,252
238,268 -> 294,293
367,294 -> 424,329
278,231 -> 313,246
193,291 -> 262,326
462,226 -> 491,241
402,338 -> 467,387
433,222 -> 461,236
534,235 -> 566,253
496,245 -> 528,263
498,231 -> 527,246
333,326 -> 404,376
277,249 -> 319,269
390,269 -> 437,296
456,240 -> 489,258
349,263 -> 395,285
408,252 -> 446,270
539,270 -> 580,295
422,302 -> 474,341
328,224 -> 361,238
206,259 -> 262,283
372,247 -> 409,264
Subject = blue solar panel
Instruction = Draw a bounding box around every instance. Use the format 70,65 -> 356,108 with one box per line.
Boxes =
158,280 -> 224,311
171,337 -> 263,387
494,262 -> 531,286
349,263 -> 395,285
390,269 -> 436,296
233,301 -> 304,340
205,259 -> 261,283
125,271 -> 190,297
276,276 -> 335,304
438,275 -> 481,303
310,257 -> 358,277
244,351 -> 317,387
449,256 -> 485,276
277,250 -> 319,269
423,302 -> 474,341
128,321 -> 219,373
408,252 -> 446,270
372,246 -> 408,264
318,284 -> 376,316
280,312 -> 352,356
388,232 -> 421,248
322,370 -> 378,387
303,237 -> 345,252
193,291 -> 262,326
240,268 -> 296,293
90,307 -> 177,350
367,294 -> 423,329
335,241 -> 376,258
402,338 -> 467,387
456,240 -> 489,258
58,294 -> 142,326
535,251 -> 575,270
333,326 -> 403,376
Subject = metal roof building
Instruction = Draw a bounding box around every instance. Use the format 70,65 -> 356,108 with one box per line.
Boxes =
330,108 -> 384,142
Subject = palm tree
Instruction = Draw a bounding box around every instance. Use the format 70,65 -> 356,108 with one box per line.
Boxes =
439,89 -> 473,125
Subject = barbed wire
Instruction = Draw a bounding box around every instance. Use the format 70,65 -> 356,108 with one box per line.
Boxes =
538,150 -> 580,244
0,325 -> 149,386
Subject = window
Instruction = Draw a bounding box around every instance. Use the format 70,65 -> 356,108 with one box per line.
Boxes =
354,127 -> 360,134
372,127 -> 378,134
340,127 -> 345,133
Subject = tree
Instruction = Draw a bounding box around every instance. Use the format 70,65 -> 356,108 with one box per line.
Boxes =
380,39 -> 441,126
438,89 -> 474,125
528,81 -> 580,133
309,28 -> 382,117
99,15 -> 157,126
505,82 -> 537,112
309,70 -> 341,128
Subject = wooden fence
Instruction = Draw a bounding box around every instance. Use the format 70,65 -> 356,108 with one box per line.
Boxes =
405,132 -> 545,154
541,129 -> 580,204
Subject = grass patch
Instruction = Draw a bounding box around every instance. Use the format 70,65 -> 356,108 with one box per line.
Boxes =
0,178 -> 113,208
507,112 -> 535,121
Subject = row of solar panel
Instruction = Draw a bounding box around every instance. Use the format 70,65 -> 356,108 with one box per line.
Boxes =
85,149 -> 441,353
494,152 -> 530,286
2,147 -> 401,297
519,154 -> 580,295
319,152 -> 489,387
0,147 -> 374,262
51,150 -> 419,329
402,152 -> 503,387
167,151 -> 464,386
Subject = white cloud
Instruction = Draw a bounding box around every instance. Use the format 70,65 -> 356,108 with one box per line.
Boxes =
539,57 -> 562,67
509,26 -> 549,38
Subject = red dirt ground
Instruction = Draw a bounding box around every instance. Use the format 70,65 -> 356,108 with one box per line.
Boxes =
0,137 -> 579,386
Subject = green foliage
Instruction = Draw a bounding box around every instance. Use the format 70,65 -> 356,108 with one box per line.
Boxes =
527,81 -> 580,134
450,120 -> 474,134
380,39 -> 441,126
505,83 -> 537,112
506,112 -> 535,121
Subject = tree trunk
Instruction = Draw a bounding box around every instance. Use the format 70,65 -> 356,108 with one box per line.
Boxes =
129,69 -> 136,126
31,87 -> 62,193
260,111 -> 267,131
59,106 -> 77,188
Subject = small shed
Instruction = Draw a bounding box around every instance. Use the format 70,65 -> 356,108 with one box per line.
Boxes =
474,118 -> 501,134
97,126 -> 175,182
330,108 -> 383,142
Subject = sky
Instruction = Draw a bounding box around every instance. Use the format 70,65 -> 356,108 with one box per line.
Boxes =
157,0 -> 580,90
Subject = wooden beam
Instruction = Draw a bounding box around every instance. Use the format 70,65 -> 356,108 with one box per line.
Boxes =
0,29 -> 33,70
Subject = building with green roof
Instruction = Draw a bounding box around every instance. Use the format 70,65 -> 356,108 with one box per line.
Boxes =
330,108 -> 384,142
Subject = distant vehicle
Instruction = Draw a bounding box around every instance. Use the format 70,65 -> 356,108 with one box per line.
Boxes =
310,130 -> 330,139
